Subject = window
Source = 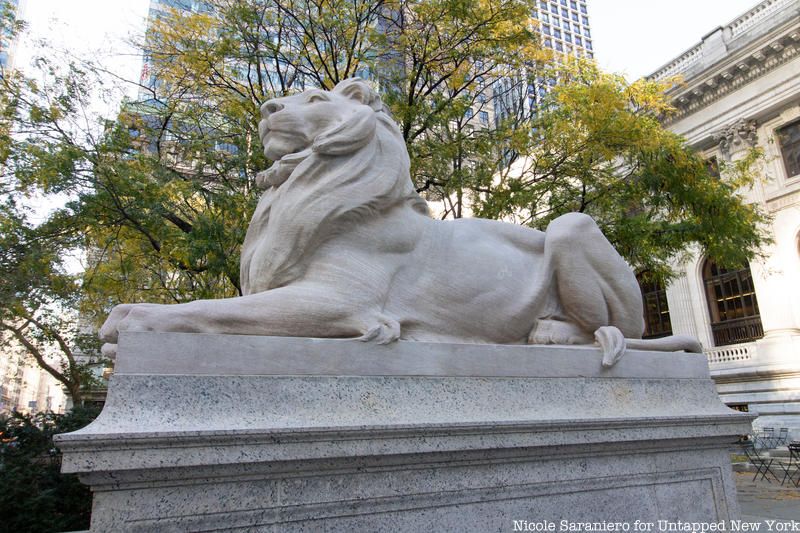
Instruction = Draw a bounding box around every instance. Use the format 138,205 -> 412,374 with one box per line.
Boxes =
215,141 -> 239,154
575,36 -> 582,46
560,0 -> 567,5
585,40 -> 592,50
571,12 -> 579,21
465,108 -> 473,119
554,29 -> 561,38
777,119 -> 800,178
542,25 -> 551,35
550,3 -> 558,13
570,0 -> 577,7
584,27 -> 591,37
540,0 -> 547,7
582,15 -> 589,24
702,259 -> 764,346
564,33 -> 572,43
563,20 -> 570,30
727,404 -> 749,413
555,42 -> 563,51
163,0 -> 192,8
580,3 -> 587,13
638,276 -> 672,339
561,7 -> 569,16
553,17 -> 560,27
479,111 -> 489,125
541,13 -> 549,22
544,38 -> 552,47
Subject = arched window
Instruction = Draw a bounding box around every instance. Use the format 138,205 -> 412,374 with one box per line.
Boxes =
702,259 -> 763,346
637,275 -> 672,339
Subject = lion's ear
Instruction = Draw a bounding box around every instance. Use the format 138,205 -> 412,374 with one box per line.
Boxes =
312,105 -> 376,156
334,78 -> 384,112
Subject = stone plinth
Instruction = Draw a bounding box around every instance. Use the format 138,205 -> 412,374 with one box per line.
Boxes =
56,332 -> 752,532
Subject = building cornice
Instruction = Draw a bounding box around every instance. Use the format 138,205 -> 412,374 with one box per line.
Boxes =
647,0 -> 800,125
665,26 -> 799,124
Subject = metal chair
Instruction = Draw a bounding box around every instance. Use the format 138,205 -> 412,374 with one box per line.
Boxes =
742,442 -> 780,483
753,427 -> 787,449
775,428 -> 789,448
760,427 -> 776,449
781,443 -> 800,487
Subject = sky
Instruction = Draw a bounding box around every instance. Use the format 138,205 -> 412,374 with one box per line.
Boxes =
15,0 -> 151,106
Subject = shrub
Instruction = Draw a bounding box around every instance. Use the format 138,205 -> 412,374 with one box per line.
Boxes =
0,406 -> 100,532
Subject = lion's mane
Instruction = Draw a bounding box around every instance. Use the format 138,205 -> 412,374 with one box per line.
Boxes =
240,79 -> 429,295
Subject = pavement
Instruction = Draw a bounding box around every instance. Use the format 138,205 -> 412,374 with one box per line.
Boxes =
735,470 -> 800,522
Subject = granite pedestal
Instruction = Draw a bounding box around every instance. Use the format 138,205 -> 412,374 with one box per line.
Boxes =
56,332 -> 752,531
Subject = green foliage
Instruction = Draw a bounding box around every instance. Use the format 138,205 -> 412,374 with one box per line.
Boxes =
0,200 -> 104,404
471,62 -> 769,281
0,407 -> 100,533
374,0 -> 548,217
143,0 -> 547,218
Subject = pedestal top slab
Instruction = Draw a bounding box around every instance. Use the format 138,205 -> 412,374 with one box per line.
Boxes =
115,331 -> 709,379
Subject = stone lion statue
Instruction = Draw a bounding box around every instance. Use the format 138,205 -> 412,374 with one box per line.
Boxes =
100,78 -> 700,365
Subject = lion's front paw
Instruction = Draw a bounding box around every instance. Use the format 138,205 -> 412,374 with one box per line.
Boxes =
360,316 -> 401,345
99,303 -> 165,344
100,304 -> 136,344
101,342 -> 118,360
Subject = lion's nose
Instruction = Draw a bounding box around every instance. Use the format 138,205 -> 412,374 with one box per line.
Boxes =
261,100 -> 284,117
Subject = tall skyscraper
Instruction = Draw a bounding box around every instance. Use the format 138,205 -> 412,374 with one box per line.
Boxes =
492,0 -> 594,125
0,0 -> 22,70
532,0 -> 594,59
139,0 -> 212,98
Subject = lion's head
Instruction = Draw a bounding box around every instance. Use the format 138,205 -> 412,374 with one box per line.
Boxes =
241,78 -> 428,294
259,79 -> 386,157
